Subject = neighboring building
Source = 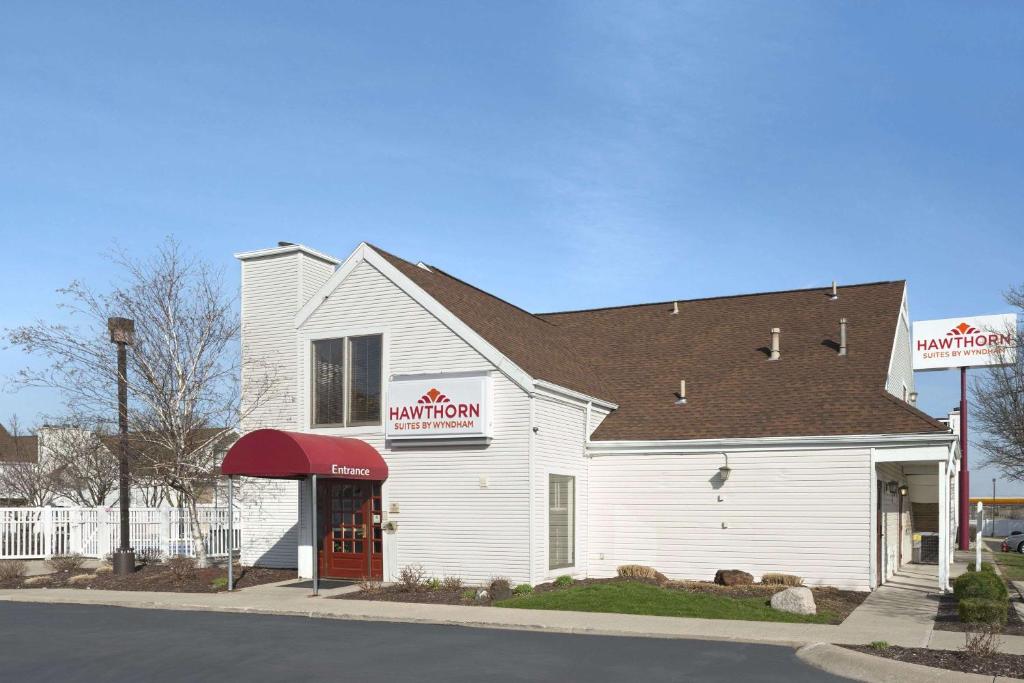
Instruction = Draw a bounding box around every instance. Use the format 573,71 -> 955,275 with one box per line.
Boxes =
0,422 -> 236,508
227,242 -> 961,592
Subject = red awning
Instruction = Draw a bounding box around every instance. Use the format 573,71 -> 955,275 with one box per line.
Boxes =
221,429 -> 388,480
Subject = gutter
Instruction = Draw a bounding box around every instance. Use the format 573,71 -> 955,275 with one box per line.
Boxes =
587,431 -> 958,456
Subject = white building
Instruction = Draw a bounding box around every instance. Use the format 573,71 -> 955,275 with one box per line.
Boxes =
223,241 -> 960,592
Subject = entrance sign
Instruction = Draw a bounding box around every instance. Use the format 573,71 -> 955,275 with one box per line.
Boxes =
386,372 -> 493,440
912,313 -> 1017,371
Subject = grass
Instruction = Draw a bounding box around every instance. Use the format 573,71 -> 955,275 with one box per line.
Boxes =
495,581 -> 837,624
985,539 -> 1024,581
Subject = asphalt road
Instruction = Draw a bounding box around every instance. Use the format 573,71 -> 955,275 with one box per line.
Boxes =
0,602 -> 849,682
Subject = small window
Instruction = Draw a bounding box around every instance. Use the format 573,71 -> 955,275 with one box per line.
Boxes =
312,335 -> 382,427
549,474 -> 575,570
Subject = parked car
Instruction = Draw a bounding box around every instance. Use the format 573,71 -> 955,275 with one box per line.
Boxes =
1001,532 -> 1024,552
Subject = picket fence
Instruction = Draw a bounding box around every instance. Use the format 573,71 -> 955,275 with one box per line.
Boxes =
0,506 -> 241,560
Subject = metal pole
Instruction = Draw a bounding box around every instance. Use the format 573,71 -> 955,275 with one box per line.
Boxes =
976,501 -> 983,572
310,474 -> 319,596
227,476 -> 234,592
958,366 -> 970,550
108,316 -> 136,576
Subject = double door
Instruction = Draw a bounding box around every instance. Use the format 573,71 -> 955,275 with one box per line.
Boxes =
318,479 -> 383,580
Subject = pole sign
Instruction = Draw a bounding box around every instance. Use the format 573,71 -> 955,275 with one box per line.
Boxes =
386,372 -> 493,440
912,313 -> 1017,371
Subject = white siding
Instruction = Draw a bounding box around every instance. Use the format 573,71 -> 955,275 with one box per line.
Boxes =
588,449 -> 873,591
238,250 -> 336,568
291,260 -> 533,584
532,394 -> 589,583
876,462 -> 910,582
886,296 -> 915,400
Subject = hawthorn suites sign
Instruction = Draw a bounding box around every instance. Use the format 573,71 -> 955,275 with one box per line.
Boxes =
385,373 -> 493,440
912,313 -> 1018,371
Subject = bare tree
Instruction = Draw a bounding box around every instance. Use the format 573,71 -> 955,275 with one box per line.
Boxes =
973,284 -> 1024,480
7,238 -> 273,565
0,416 -> 60,506
41,418 -> 119,507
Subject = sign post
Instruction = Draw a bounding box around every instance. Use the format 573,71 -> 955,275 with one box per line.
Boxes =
976,501 -> 983,572
913,313 -> 1017,552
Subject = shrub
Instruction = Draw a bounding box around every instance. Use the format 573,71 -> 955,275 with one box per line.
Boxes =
399,564 -> 426,591
210,576 -> 228,590
47,553 -> 86,573
136,547 -> 166,565
954,572 -> 1008,602
965,562 -> 996,574
0,559 -> 28,581
167,556 -> 197,582
617,564 -> 658,580
761,573 -> 803,587
461,588 -> 477,602
554,575 -> 574,588
426,577 -> 442,591
359,576 -> 383,594
868,641 -> 889,651
441,576 -> 463,592
959,598 -> 1008,626
964,623 -> 1001,660
513,583 -> 533,596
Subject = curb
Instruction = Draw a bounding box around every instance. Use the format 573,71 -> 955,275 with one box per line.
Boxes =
0,591 -> 814,647
796,642 -> 1004,683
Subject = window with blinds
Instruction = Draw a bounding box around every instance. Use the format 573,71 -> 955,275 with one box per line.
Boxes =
549,474 -> 575,570
312,335 -> 382,427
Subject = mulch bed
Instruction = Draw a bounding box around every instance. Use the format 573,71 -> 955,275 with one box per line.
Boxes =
0,564 -> 295,593
338,576 -> 869,623
844,644 -> 1024,678
934,592 -> 1024,636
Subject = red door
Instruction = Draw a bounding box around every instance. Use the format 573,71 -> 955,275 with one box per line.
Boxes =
318,479 -> 383,580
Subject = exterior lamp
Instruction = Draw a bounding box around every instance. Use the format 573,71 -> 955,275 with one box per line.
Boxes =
899,485 -> 909,497
718,453 -> 731,482
909,391 -> 919,405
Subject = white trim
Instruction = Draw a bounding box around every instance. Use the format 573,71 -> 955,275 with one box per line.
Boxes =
885,284 -> 910,392
234,244 -> 340,265
587,431 -> 957,456
528,393 -> 536,585
869,448 -> 878,590
532,379 -> 618,411
300,326 -> 391,435
295,243 -> 536,395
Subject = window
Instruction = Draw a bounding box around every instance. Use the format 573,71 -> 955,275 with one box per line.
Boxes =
549,474 -> 575,569
312,335 -> 382,427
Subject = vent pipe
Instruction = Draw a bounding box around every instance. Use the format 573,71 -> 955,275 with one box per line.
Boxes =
839,318 -> 848,356
671,301 -> 679,315
830,281 -> 838,300
769,328 -> 781,361
675,380 -> 687,405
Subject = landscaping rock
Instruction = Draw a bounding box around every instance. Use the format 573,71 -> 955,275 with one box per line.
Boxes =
714,569 -> 753,586
770,586 -> 816,615
474,589 -> 489,603
67,573 -> 95,585
23,576 -> 51,586
95,564 -> 112,574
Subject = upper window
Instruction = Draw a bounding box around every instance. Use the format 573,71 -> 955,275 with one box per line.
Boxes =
312,335 -> 383,427
549,474 -> 575,570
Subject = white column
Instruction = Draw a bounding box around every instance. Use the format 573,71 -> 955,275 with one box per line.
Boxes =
42,507 -> 53,560
938,459 -> 949,592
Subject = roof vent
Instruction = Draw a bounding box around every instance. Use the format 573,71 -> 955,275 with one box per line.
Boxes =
278,241 -> 296,247
671,301 -> 679,315
830,280 -> 838,300
769,328 -> 781,361
675,380 -> 687,405
839,318 -> 848,356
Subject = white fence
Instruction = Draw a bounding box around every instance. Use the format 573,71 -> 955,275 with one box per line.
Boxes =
0,506 -> 241,560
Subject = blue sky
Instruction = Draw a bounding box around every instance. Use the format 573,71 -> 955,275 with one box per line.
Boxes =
1,2 -> 1022,494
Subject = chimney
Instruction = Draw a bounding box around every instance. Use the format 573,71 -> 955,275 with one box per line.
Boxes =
675,379 -> 687,405
839,318 -> 848,356
830,281 -> 838,300
769,328 -> 781,361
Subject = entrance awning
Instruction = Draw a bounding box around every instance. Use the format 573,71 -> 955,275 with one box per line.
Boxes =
221,429 -> 387,480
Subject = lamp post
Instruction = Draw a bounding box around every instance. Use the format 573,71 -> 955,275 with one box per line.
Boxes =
108,316 -> 136,576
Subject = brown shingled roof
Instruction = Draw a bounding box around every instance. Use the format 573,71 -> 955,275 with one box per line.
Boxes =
0,424 -> 38,464
368,245 -> 947,441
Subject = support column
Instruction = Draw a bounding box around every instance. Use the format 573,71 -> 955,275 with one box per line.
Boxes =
310,474 -> 319,597
938,459 -> 949,592
227,476 -> 234,592
958,366 -> 970,550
